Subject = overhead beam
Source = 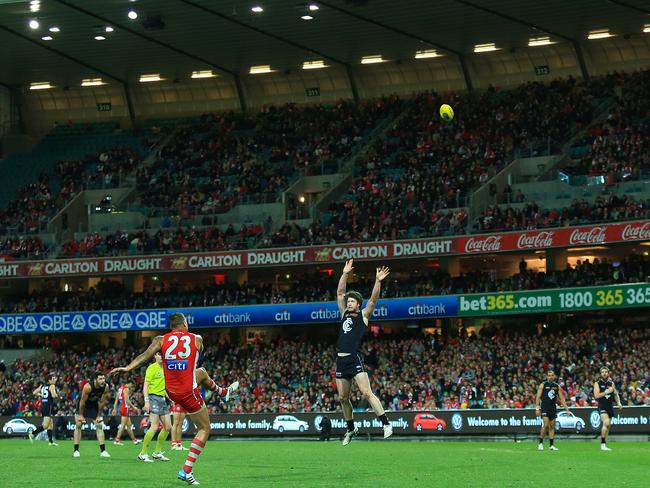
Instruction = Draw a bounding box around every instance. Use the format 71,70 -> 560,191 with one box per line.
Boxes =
452,0 -> 590,80
316,1 -> 472,91
0,24 -> 125,85
0,24 -> 136,127
176,0 -> 359,102
53,0 -> 247,112
608,0 -> 650,15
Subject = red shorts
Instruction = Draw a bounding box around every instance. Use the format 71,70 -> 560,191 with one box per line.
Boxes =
172,402 -> 188,414
168,387 -> 204,414
119,405 -> 131,417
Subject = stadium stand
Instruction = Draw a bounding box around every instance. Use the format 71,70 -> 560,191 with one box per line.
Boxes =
2,253 -> 648,313
2,324 -> 648,416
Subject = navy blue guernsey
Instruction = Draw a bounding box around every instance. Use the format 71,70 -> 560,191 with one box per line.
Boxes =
597,379 -> 615,409
83,381 -> 107,408
541,381 -> 560,409
336,312 -> 367,354
40,385 -> 51,404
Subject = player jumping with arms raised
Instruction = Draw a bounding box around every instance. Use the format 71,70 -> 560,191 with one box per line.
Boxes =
535,370 -> 570,451
111,313 -> 239,485
594,366 -> 622,451
336,259 -> 392,445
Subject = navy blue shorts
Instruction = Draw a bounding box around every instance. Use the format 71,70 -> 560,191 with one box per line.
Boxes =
599,406 -> 614,419
335,354 -> 365,380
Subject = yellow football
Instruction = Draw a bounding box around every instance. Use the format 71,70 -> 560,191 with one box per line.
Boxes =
440,104 -> 454,122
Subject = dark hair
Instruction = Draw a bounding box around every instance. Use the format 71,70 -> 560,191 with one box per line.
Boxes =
600,366 -> 610,373
169,312 -> 186,329
345,291 -> 363,306
47,373 -> 57,381
93,371 -> 105,379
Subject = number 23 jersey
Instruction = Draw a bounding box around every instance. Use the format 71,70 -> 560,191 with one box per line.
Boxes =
161,330 -> 200,393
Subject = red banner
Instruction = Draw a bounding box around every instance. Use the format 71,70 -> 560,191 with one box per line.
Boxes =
0,220 -> 648,279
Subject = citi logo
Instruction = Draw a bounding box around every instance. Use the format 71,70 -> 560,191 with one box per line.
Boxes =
274,310 -> 291,321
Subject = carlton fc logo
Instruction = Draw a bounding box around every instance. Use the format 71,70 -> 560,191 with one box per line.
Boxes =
590,410 -> 602,429
342,317 -> 353,334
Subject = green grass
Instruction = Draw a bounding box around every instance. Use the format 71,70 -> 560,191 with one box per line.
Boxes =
2,439 -> 649,487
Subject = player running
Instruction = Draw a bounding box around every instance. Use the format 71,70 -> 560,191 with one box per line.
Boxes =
110,312 -> 239,485
535,370 -> 570,451
29,373 -> 59,446
335,259 -> 392,446
594,366 -> 622,451
139,352 -> 172,462
112,381 -> 141,446
73,371 -> 111,458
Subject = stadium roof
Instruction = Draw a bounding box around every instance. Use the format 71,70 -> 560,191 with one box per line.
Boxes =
0,0 -> 648,87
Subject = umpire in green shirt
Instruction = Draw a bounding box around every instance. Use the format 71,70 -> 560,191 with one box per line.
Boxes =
138,352 -> 172,462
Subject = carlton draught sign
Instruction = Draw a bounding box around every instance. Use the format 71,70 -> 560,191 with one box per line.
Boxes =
2,220 -> 650,280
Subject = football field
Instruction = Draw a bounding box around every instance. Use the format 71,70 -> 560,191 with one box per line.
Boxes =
2,439 -> 648,487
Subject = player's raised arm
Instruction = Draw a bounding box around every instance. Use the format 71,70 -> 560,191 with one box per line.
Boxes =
49,383 -> 59,399
32,384 -> 42,397
110,336 -> 163,375
337,260 -> 354,314
363,266 -> 390,320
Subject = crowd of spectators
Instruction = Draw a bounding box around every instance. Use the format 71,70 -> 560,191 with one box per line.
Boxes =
2,323 -> 649,417
7,71 -> 649,258
60,224 -> 264,258
565,70 -> 650,181
136,99 -> 402,219
0,235 -> 47,260
0,175 -> 55,235
317,75 -> 616,242
475,194 -> 650,232
0,147 -> 142,242
3,253 -> 648,313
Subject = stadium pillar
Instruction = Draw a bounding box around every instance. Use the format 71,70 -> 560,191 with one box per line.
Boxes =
122,83 -> 136,128
545,248 -> 568,273
459,56 -> 474,92
234,75 -> 247,113
572,42 -> 590,81
346,66 -> 360,103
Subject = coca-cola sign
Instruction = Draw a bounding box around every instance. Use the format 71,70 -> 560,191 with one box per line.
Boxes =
516,231 -> 555,249
464,236 -> 502,253
569,227 -> 606,245
621,222 -> 650,241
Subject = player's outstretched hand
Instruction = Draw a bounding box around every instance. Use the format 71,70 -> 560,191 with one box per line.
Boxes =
343,259 -> 354,274
376,266 -> 390,281
109,367 -> 129,376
